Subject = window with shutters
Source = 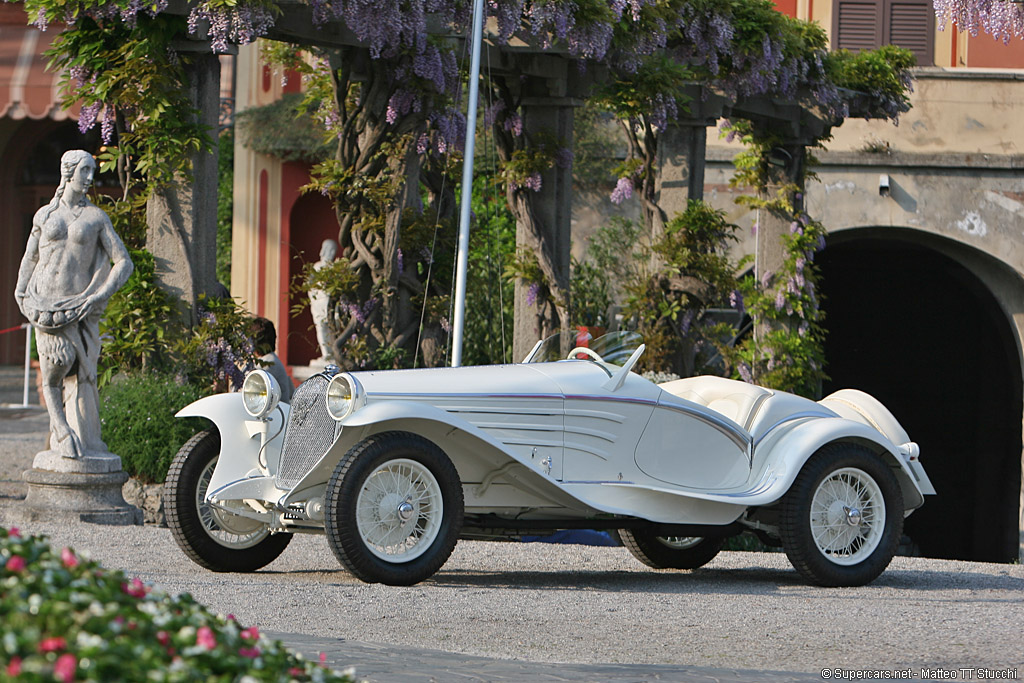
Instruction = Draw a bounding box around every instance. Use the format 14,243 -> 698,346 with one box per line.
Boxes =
832,0 -> 934,66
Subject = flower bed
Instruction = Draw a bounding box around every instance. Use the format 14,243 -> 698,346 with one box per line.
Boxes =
0,527 -> 353,682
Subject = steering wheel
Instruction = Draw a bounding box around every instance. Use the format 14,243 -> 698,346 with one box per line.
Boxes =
567,346 -> 604,362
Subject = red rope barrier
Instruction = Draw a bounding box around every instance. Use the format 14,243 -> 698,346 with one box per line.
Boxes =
0,324 -> 28,335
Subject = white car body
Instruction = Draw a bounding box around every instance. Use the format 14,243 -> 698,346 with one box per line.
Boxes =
168,332 -> 934,586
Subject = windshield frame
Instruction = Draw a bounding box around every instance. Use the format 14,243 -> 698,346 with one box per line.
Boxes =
525,330 -> 644,367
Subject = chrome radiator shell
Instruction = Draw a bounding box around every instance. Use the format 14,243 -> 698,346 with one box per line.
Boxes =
275,375 -> 337,490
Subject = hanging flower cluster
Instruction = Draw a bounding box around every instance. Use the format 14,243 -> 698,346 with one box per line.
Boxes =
933,0 -> 1024,43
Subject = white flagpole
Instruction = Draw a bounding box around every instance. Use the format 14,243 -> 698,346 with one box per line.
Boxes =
450,0 -> 484,367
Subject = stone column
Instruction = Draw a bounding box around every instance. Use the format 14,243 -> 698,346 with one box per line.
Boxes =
146,51 -> 222,325
511,97 -> 576,362
654,120 -> 709,224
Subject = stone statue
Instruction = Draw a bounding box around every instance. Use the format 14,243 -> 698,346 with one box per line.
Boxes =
309,238 -> 337,363
14,150 -> 133,459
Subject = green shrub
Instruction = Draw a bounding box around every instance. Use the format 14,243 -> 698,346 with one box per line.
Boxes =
0,526 -> 354,682
99,373 -> 209,484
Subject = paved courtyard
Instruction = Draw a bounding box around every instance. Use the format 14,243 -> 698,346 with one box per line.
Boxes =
2,367 -> 1022,682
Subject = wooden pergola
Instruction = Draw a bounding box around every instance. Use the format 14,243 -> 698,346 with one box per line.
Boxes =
155,2 -> 857,357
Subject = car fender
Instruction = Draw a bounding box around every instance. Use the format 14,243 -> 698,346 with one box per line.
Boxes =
752,417 -> 928,510
176,393 -> 290,498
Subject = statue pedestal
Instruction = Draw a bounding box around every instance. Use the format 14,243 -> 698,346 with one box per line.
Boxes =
20,451 -> 142,525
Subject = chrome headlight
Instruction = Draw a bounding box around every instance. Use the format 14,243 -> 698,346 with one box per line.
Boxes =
326,373 -> 363,421
242,369 -> 281,419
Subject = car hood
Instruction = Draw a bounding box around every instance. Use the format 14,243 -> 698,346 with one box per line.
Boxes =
350,363 -> 567,398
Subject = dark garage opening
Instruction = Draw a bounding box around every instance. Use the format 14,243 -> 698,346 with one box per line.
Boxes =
818,236 -> 1021,563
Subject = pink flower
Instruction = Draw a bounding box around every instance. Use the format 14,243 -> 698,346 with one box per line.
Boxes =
121,577 -> 147,598
157,631 -> 170,647
241,626 -> 259,641
289,667 -> 305,676
6,657 -> 22,676
196,625 -> 217,650
61,547 -> 79,569
238,646 -> 261,658
8,527 -> 20,538
38,637 -> 66,653
5,555 -> 25,572
54,653 -> 76,683
319,652 -> 327,665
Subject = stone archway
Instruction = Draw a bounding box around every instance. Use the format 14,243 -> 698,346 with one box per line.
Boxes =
818,231 -> 1023,563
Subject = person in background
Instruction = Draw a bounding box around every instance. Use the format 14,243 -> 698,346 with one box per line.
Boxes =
252,317 -> 294,403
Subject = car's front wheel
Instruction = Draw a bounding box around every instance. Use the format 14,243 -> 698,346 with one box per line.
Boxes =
324,432 -> 464,586
620,530 -> 724,569
779,443 -> 903,587
165,428 -> 291,572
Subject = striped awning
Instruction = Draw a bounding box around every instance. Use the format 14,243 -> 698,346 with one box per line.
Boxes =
0,22 -> 77,121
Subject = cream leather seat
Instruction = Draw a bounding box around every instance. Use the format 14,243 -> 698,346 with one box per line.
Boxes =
658,376 -> 772,432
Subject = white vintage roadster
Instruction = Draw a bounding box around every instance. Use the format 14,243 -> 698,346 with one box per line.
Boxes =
165,331 -> 933,587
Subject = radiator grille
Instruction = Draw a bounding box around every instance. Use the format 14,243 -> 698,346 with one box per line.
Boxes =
276,375 -> 337,490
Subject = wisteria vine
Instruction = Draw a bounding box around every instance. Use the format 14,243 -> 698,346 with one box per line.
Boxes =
933,0 -> 1024,43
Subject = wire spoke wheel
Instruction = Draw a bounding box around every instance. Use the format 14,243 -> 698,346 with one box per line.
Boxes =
808,467 -> 884,565
620,529 -> 724,570
780,443 -> 902,587
195,457 -> 269,550
166,429 -> 291,572
656,536 -> 705,550
354,458 -> 444,562
325,432 -> 463,586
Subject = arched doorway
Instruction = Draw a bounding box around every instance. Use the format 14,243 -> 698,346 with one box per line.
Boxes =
819,234 -> 1022,563
285,187 -> 338,367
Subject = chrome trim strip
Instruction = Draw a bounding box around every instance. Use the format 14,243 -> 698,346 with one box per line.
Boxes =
364,390 -> 752,453
752,411 -> 835,447
655,397 -> 752,453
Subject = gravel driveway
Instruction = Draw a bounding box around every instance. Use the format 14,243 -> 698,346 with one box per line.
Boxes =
2,515 -> 1021,677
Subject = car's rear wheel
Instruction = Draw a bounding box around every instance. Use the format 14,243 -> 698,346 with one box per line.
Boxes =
620,530 -> 724,569
779,443 -> 903,587
165,428 -> 291,572
325,431 -> 463,586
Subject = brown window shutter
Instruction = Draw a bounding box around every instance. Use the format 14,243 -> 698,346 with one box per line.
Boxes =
834,0 -> 884,52
885,0 -> 935,66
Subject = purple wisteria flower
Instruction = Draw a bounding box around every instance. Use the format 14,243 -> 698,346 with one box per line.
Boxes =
526,282 -> 540,306
610,177 -> 633,205
729,290 -> 744,315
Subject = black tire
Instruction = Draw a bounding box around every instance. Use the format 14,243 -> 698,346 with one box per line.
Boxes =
620,530 -> 724,570
165,428 -> 291,572
324,431 -> 463,586
779,442 -> 903,587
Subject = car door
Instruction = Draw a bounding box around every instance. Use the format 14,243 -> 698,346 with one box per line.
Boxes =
634,395 -> 752,491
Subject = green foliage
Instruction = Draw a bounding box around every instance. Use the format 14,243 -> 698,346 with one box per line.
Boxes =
45,13 -> 208,192
570,257 -> 613,329
98,373 -> 208,484
179,295 -> 262,393
462,176 -> 517,366
718,121 -> 829,398
98,249 -> 178,386
594,53 -> 694,123
825,45 -> 916,119
622,201 -> 741,376
0,527 -> 354,681
235,93 -> 333,163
